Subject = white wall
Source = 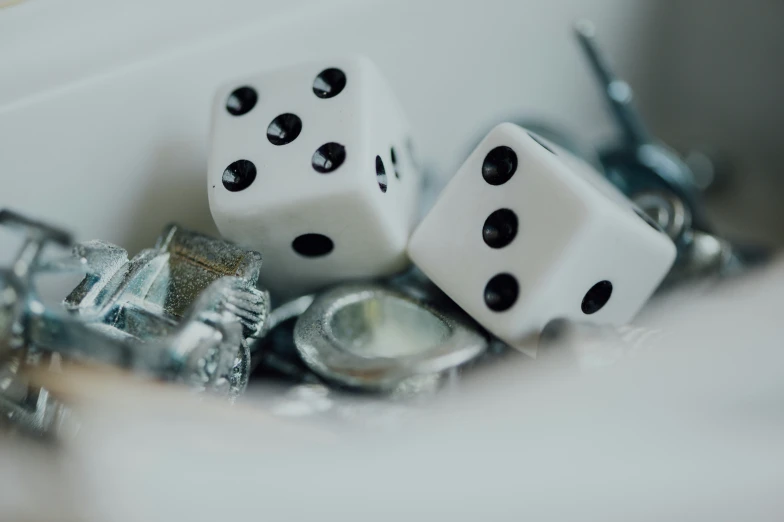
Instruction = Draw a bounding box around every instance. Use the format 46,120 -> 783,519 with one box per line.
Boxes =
0,0 -> 681,250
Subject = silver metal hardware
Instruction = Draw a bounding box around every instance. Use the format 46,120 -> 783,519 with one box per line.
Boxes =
294,284 -> 487,391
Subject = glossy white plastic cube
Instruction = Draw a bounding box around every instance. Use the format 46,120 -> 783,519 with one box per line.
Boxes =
208,56 -> 420,298
408,123 -> 676,356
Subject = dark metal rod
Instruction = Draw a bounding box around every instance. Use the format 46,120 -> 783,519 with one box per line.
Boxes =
574,20 -> 652,147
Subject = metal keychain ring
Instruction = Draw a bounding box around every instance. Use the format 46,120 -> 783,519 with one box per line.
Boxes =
633,190 -> 691,241
293,284 -> 487,391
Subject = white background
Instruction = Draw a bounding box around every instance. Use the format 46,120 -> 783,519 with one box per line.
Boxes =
1,0 -> 782,252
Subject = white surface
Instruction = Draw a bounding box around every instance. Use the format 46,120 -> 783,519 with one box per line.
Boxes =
3,257 -> 784,521
0,0 -> 675,254
208,56 -> 419,298
409,123 -> 675,356
1,0 -> 781,249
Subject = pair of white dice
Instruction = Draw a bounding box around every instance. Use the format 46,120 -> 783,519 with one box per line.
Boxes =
208,56 -> 676,356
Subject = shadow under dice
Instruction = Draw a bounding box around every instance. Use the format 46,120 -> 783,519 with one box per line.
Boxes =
208,56 -> 420,299
408,123 -> 676,357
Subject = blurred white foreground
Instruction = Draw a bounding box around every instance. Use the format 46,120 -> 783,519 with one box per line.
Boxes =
1,258 -> 783,521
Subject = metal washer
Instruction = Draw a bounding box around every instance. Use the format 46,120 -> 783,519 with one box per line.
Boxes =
293,284 -> 487,392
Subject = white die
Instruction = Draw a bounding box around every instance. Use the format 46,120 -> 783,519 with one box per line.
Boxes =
208,56 -> 420,298
408,123 -> 676,357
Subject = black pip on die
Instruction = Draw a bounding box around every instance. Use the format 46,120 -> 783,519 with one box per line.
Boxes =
208,56 -> 420,298
408,123 -> 676,357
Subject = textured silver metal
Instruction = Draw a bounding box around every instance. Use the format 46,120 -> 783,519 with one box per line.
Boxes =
664,231 -> 736,287
0,359 -> 74,438
293,284 -> 487,391
0,209 -> 76,437
264,294 -> 316,339
0,211 -> 270,434
63,224 -> 271,398
249,294 -> 320,385
631,191 -> 741,286
66,224 -> 269,337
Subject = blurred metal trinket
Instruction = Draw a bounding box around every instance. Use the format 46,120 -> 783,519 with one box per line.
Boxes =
293,284 -> 487,392
631,190 -> 752,286
575,21 -> 712,239
249,294 -> 322,385
575,23 -> 771,282
0,209 -> 78,437
633,191 -> 691,242
63,224 -> 271,397
1,210 -> 271,420
0,364 -> 75,439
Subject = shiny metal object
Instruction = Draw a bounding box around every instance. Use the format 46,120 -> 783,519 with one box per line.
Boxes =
576,23 -> 772,283
0,210 -> 269,427
251,269 -> 457,387
293,284 -> 487,391
0,364 -> 74,439
250,294 -> 321,384
633,191 -> 691,242
662,231 -> 737,288
575,20 -> 712,239
264,294 -> 316,336
683,149 -> 730,194
630,191 -> 744,286
0,209 -> 76,437
64,224 -> 271,397
66,224 -> 269,338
